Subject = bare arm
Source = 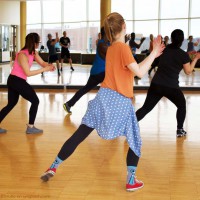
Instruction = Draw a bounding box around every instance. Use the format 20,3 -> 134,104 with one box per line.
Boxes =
127,35 -> 165,78
34,51 -> 54,68
18,53 -> 55,77
138,37 -> 146,48
97,42 -> 108,60
183,53 -> 200,75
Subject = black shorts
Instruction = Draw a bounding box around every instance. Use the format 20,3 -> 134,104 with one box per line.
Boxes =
48,54 -> 59,63
61,49 -> 71,59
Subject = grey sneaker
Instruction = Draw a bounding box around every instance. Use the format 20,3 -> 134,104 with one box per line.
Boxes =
63,102 -> 72,114
0,128 -> 7,134
26,126 -> 43,134
176,129 -> 187,137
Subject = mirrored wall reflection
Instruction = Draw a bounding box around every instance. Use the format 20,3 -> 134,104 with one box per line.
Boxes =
0,25 -> 11,62
0,25 -> 17,63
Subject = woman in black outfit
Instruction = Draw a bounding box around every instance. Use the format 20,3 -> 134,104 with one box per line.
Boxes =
136,29 -> 200,137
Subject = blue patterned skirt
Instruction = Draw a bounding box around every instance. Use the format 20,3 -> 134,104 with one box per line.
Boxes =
81,87 -> 142,157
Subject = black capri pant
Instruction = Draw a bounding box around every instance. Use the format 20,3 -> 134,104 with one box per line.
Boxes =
0,75 -> 39,124
136,82 -> 186,129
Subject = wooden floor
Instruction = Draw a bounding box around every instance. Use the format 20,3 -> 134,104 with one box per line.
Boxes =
0,88 -> 200,200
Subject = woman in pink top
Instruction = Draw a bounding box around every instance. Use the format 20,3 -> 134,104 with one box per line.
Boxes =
40,13 -> 164,191
0,33 -> 55,134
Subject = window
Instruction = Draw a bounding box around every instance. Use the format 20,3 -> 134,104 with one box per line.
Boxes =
190,19 -> 200,37
88,0 -> 100,21
43,0 -> 61,23
27,1 -> 41,24
26,0 -> 200,52
160,0 -> 189,19
134,0 -> 159,20
160,19 -> 188,38
111,0 -> 133,20
191,0 -> 200,17
27,24 -> 42,37
135,20 -> 158,37
64,0 -> 86,22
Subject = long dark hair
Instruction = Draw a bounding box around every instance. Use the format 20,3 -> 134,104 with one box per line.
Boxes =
21,32 -> 40,54
170,29 -> 184,48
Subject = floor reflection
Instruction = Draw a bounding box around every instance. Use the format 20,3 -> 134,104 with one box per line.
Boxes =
0,62 -> 200,89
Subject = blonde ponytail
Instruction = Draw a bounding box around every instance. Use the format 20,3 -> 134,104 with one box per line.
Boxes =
103,12 -> 125,44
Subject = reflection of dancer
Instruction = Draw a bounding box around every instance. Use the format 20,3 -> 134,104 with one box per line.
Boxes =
59,31 -> 74,71
0,33 -> 55,134
63,27 -> 109,114
129,32 -> 145,63
96,32 -> 101,46
40,12 -> 164,192
47,33 -> 61,76
187,35 -> 198,52
148,36 -> 170,76
136,29 -> 200,137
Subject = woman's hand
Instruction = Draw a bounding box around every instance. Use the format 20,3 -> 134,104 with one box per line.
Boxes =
152,35 -> 165,58
43,64 -> 55,72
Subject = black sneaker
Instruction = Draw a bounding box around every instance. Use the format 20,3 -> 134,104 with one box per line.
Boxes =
176,129 -> 187,137
63,102 -> 72,114
70,67 -> 74,71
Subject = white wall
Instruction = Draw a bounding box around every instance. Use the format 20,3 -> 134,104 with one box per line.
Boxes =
0,1 -> 20,25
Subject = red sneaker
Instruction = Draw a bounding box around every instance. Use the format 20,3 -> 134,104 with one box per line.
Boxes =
126,178 -> 144,191
40,168 -> 56,182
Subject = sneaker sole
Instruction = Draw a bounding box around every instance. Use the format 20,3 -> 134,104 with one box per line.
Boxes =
126,184 -> 144,192
26,131 -> 43,134
176,134 -> 187,137
40,172 -> 54,182
63,104 -> 72,114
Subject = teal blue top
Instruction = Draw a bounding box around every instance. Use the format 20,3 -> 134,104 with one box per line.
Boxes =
90,39 -> 109,75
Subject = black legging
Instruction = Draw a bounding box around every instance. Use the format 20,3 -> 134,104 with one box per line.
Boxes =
67,72 -> 105,107
58,124 -> 139,167
0,75 -> 39,124
136,82 -> 186,129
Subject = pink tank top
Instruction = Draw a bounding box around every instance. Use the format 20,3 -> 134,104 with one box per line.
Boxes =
11,49 -> 35,80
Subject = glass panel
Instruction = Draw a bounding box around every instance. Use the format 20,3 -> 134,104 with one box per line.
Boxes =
27,24 -> 42,49
191,0 -> 200,17
88,0 -> 100,21
134,0 -> 159,20
88,22 -> 100,52
43,0 -> 61,23
27,1 -> 41,24
160,19 -> 188,39
160,0 -> 189,19
111,0 -> 133,20
125,21 -> 133,35
2,25 -> 10,51
191,19 -> 200,38
64,0 -> 86,22
135,20 -> 158,37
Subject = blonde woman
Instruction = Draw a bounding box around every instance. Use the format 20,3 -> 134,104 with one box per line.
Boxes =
41,12 -> 164,192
